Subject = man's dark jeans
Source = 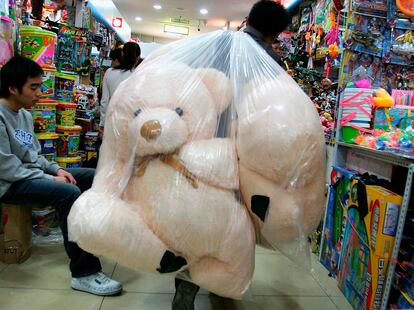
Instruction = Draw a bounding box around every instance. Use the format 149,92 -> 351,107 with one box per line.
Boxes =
1,168 -> 101,277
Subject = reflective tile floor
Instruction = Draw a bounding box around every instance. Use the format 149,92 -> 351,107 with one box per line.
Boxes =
0,245 -> 353,310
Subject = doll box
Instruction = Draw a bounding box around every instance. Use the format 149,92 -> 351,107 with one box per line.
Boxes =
338,181 -> 402,310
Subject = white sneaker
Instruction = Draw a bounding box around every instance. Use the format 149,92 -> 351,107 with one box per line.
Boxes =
71,272 -> 122,296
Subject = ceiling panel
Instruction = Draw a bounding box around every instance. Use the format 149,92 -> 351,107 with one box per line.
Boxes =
113,0 -> 257,40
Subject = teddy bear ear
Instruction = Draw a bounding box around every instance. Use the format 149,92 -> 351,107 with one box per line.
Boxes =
195,68 -> 233,114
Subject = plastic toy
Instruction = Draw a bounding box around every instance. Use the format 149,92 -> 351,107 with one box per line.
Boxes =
372,88 -> 394,108
354,79 -> 371,88
0,16 -> 13,67
397,0 -> 414,17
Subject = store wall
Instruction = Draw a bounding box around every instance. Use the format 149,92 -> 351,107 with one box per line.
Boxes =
139,42 -> 163,58
134,33 -> 176,44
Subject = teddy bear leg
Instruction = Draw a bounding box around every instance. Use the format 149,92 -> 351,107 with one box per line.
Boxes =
189,257 -> 251,300
68,190 -> 188,274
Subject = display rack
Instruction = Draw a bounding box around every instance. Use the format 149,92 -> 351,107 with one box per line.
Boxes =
381,164 -> 414,310
329,141 -> 414,308
327,89 -> 414,308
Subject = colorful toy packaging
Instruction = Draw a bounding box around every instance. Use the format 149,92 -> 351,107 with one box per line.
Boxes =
55,156 -> 81,168
36,133 -> 58,159
374,108 -> 390,130
389,107 -> 409,127
0,16 -> 13,67
83,131 -> 99,152
30,99 -> 58,133
20,26 -> 56,69
56,102 -> 76,126
340,51 -> 382,88
55,73 -> 77,102
320,167 -> 355,278
41,68 -> 56,98
73,84 -> 97,113
56,125 -> 81,157
56,26 -> 91,75
338,180 -> 402,310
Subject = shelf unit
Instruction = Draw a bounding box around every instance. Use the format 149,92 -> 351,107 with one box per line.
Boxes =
332,140 -> 414,309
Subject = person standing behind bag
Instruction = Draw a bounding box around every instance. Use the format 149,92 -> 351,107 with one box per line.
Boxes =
244,0 -> 291,65
99,42 -> 142,135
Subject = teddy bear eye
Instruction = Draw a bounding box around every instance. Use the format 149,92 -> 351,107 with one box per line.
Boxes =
175,107 -> 183,117
134,109 -> 142,117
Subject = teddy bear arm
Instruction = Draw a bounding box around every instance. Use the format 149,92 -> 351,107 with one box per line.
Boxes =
68,190 -> 188,274
180,138 -> 238,189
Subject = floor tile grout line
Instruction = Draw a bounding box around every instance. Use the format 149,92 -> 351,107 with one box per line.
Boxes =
0,286 -> 87,292
99,296 -> 105,310
310,271 -> 331,298
0,265 -> 9,274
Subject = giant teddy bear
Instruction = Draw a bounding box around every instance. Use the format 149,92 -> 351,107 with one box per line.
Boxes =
236,72 -> 326,257
68,62 -> 256,299
68,31 -> 326,299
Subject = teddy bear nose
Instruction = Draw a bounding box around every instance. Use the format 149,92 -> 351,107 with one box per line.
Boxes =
140,120 -> 162,141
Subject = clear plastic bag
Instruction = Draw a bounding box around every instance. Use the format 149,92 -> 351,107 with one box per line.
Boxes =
32,207 -> 63,245
68,30 -> 325,299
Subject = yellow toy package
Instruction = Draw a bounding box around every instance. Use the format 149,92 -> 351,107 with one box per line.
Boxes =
338,180 -> 402,310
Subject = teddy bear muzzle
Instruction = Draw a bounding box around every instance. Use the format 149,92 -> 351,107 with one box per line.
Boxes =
140,120 -> 162,141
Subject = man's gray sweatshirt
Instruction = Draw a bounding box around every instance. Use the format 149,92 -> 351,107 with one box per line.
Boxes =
0,100 -> 60,198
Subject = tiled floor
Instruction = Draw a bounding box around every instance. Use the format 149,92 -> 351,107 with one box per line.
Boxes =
0,245 -> 353,310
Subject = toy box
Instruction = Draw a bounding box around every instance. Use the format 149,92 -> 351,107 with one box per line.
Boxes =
320,167 -> 355,277
374,108 -> 390,130
0,203 -> 32,264
338,180 -> 402,310
388,107 -> 408,128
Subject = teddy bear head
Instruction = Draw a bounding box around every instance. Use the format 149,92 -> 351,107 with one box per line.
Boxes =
106,63 -> 232,159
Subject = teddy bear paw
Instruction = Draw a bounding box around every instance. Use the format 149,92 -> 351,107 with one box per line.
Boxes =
156,250 -> 188,274
251,195 -> 270,222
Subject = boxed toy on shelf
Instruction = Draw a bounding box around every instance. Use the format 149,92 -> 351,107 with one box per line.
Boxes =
320,167 -> 356,277
338,179 -> 402,310
56,26 -> 91,75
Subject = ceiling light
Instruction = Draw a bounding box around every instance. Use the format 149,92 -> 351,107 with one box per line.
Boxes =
164,24 -> 189,35
135,16 -> 142,21
200,8 -> 208,15
153,4 -> 162,10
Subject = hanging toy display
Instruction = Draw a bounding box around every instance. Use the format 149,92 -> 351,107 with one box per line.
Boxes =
0,16 -> 13,67
56,26 -> 91,75
391,30 -> 414,63
323,11 -> 341,89
333,0 -> 344,11
397,0 -> 414,17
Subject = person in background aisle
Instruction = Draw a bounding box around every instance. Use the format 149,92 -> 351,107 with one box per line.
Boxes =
244,0 -> 291,65
99,42 -> 142,135
0,56 -> 123,296
109,47 -> 123,68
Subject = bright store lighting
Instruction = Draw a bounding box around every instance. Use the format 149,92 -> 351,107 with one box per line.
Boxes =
153,4 -> 162,10
200,8 -> 208,15
164,24 -> 189,35
135,16 -> 142,21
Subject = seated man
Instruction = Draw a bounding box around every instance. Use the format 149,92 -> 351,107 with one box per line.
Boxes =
0,56 -> 122,296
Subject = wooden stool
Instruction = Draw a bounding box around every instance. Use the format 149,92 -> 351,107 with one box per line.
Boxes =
0,203 -> 32,264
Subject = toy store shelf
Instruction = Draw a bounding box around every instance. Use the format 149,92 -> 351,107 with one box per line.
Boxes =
337,142 -> 414,168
